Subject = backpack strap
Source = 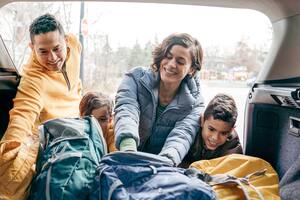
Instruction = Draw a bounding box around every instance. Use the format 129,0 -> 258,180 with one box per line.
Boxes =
89,116 -> 108,158
186,167 -> 266,200
39,124 -> 46,149
43,151 -> 83,200
108,180 -> 123,200
242,169 -> 266,200
101,164 -> 159,200
46,165 -> 52,200
88,137 -> 101,164
96,165 -> 109,200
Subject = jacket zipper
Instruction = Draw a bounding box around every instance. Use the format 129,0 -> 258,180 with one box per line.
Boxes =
139,80 -> 157,150
61,63 -> 71,91
139,79 -> 178,149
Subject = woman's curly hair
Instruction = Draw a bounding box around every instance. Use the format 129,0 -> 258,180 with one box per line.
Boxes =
151,33 -> 203,75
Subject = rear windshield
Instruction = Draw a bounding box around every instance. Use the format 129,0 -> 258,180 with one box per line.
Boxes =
0,1 -> 272,143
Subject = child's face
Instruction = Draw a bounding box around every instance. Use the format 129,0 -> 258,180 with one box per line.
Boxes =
91,106 -> 112,133
201,116 -> 233,150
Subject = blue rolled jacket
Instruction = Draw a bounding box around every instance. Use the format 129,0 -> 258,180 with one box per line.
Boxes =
114,66 -> 205,166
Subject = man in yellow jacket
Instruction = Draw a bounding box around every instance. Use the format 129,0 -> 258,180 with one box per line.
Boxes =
0,13 -> 82,200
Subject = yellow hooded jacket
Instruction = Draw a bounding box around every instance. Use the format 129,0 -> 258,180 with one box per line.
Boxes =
0,34 -> 82,200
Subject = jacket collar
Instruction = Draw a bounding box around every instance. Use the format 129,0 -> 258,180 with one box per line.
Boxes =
140,68 -> 202,109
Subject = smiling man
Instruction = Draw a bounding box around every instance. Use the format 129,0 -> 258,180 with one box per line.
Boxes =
0,13 -> 82,200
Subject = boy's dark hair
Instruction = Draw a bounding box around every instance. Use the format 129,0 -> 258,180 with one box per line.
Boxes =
151,33 -> 203,74
203,93 -> 237,127
79,92 -> 114,117
29,13 -> 65,43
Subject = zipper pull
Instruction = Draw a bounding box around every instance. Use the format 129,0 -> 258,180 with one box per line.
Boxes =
61,63 -> 71,91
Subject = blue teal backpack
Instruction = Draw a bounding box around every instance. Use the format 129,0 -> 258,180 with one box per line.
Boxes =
90,151 -> 217,200
29,116 -> 107,200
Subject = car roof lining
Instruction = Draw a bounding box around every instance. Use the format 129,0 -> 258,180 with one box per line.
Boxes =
2,0 -> 300,22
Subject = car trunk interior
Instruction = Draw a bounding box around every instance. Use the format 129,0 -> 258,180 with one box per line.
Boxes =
0,36 -> 19,139
244,84 -> 300,179
0,75 -> 19,139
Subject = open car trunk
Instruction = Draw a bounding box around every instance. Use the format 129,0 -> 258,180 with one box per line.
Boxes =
244,11 -> 300,180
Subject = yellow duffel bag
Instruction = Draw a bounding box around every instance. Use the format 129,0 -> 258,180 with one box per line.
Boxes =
190,154 -> 280,200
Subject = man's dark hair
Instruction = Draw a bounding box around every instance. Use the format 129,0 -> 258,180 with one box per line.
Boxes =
29,13 -> 65,43
203,93 -> 238,127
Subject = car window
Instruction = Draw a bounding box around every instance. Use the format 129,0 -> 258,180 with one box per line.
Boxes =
0,35 -> 18,73
0,2 -> 272,143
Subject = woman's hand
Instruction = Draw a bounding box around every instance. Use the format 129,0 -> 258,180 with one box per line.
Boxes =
119,137 -> 137,152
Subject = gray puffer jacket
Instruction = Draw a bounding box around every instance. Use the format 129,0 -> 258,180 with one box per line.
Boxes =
114,66 -> 205,165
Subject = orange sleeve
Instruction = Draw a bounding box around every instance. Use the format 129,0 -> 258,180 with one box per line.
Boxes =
106,122 -> 117,152
0,69 -> 42,200
2,69 -> 44,142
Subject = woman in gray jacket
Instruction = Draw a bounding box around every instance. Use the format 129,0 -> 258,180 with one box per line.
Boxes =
114,33 -> 205,166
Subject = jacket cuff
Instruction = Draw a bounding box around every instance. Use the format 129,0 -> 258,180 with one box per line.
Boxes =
119,138 -> 137,151
159,147 -> 181,166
